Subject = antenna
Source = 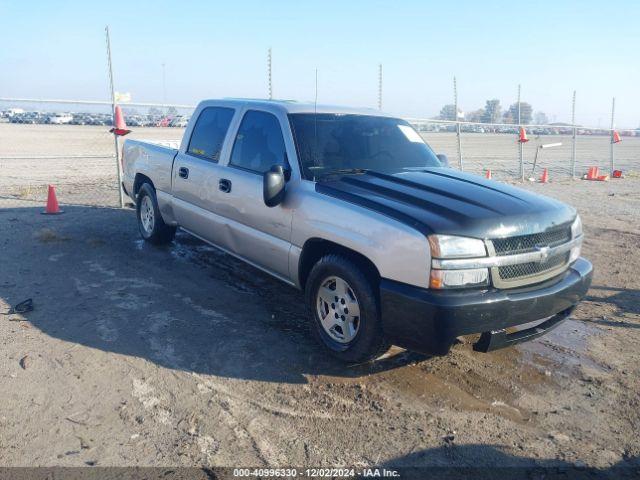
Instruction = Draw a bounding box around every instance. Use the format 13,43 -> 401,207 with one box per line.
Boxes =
314,68 -> 318,109
161,62 -> 167,111
377,64 -> 383,110
313,68 -> 318,181
267,48 -> 273,100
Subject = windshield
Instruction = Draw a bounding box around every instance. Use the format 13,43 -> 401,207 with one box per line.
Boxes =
288,113 -> 442,180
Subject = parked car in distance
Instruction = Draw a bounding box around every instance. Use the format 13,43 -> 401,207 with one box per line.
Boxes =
121,99 -> 592,362
9,111 -> 45,124
2,108 -> 25,119
85,114 -> 110,126
127,116 -> 145,127
69,113 -> 93,125
169,116 -> 190,128
47,113 -> 73,124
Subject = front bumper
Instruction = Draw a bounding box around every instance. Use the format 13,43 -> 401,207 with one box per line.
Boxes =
380,257 -> 593,355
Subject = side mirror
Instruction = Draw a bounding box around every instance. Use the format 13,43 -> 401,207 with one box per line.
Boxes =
436,154 -> 450,167
263,165 -> 286,207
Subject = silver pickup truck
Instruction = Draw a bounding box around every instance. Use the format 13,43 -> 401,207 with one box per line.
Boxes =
122,99 -> 592,362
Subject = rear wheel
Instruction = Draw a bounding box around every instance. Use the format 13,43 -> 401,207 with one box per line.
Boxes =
306,254 -> 390,363
136,183 -> 176,244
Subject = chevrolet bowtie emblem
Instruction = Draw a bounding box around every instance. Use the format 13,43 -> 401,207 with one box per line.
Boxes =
535,245 -> 550,262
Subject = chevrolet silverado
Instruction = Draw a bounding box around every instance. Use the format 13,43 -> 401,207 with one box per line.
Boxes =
121,99 -> 592,362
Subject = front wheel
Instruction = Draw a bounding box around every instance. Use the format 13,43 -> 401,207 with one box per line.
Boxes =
305,254 -> 390,363
136,183 -> 176,244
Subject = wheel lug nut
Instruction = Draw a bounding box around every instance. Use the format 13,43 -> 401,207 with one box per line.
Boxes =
331,303 -> 335,309
334,313 -> 339,319
344,308 -> 349,314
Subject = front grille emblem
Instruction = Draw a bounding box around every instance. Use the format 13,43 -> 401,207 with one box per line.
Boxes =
535,245 -> 550,262
491,227 -> 572,287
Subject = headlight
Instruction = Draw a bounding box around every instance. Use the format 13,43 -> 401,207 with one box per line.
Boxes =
429,235 -> 489,288
571,215 -> 582,238
569,215 -> 582,263
428,235 -> 487,258
429,268 -> 489,289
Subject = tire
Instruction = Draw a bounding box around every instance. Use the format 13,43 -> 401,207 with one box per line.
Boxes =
136,183 -> 176,244
305,254 -> 390,363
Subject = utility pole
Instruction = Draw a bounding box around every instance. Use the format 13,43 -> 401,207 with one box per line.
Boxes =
105,26 -> 124,208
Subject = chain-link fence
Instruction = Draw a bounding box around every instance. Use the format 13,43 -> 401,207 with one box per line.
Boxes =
409,119 -> 639,181
1,98 -> 638,212
0,99 -> 193,209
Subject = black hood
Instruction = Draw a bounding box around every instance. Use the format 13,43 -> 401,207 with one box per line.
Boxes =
315,168 -> 576,239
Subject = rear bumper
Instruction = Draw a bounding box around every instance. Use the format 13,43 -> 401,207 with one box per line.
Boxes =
380,257 -> 593,355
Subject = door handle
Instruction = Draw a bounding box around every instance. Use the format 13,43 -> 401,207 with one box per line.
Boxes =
178,167 -> 189,179
219,178 -> 232,193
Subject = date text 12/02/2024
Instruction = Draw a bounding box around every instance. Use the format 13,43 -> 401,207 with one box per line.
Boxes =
232,468 -> 400,477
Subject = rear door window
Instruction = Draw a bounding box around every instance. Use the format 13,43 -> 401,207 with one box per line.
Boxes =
229,110 -> 288,174
187,107 -> 234,162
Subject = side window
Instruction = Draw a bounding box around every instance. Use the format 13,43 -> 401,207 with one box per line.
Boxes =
187,107 -> 234,162
229,110 -> 288,174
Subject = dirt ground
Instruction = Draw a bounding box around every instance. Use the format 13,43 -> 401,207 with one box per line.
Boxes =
0,170 -> 639,472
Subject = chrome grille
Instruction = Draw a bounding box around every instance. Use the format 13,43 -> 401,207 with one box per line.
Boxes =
498,252 -> 569,280
492,227 -> 571,256
489,223 -> 573,288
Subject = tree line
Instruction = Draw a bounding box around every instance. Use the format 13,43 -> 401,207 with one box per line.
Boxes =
439,100 -> 549,125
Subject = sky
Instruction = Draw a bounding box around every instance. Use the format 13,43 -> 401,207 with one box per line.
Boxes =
1,0 -> 639,128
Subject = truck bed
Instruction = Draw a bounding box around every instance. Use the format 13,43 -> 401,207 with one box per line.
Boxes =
122,138 -> 181,196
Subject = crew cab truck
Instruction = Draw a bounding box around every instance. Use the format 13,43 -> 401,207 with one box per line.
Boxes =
122,99 -> 593,362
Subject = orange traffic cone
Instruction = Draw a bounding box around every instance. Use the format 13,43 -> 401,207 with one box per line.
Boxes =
612,169 -> 623,178
540,168 -> 549,183
612,131 -> 621,143
485,169 -> 492,180
518,127 -> 529,143
586,166 -> 599,180
110,105 -> 131,136
42,185 -> 63,215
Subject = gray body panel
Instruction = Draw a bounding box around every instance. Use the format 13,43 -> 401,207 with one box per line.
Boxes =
122,139 -> 178,195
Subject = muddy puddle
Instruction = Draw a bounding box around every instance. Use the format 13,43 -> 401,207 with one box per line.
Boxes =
515,318 -> 606,375
315,318 -> 605,425
162,231 -> 608,425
